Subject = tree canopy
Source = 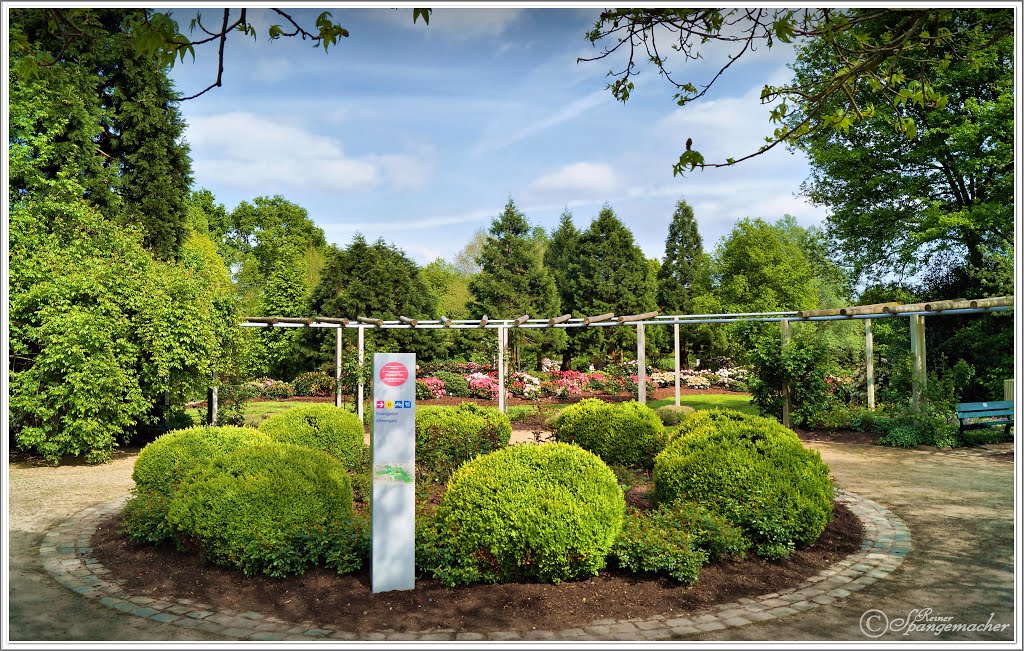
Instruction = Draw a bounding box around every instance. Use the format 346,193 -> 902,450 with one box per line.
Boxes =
580,8 -> 1014,175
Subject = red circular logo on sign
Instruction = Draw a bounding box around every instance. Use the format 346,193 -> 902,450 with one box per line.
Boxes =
379,362 -> 409,386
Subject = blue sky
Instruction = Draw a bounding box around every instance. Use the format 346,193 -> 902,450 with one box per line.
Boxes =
167,6 -> 826,265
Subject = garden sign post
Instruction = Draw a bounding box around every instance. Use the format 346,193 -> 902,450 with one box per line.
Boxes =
371,352 -> 416,593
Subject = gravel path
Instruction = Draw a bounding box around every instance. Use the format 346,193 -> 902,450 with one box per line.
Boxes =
6,441 -> 1016,643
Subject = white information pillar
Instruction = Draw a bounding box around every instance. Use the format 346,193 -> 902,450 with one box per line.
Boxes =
371,352 -> 416,593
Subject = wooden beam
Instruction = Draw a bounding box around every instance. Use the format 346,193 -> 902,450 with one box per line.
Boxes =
398,316 -> 418,327
357,316 -> 384,327
548,313 -> 572,325
513,314 -> 530,327
618,310 -> 660,323
923,298 -> 969,312
839,302 -> 900,316
884,303 -> 928,314
583,312 -> 614,325
970,296 -> 1014,309
317,317 -> 350,326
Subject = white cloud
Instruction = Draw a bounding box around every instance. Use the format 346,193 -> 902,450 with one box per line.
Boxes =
530,162 -> 619,195
186,112 -> 434,194
187,112 -> 377,192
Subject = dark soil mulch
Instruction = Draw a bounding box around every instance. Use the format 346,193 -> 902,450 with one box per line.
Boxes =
793,428 -> 882,446
90,502 -> 863,634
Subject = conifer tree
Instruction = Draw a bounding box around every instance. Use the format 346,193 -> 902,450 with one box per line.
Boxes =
469,199 -> 565,370
657,198 -> 710,368
544,210 -> 581,370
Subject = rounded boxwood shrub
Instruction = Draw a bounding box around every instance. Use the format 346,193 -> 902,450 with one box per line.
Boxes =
655,404 -> 695,426
553,398 -> 667,468
415,403 -> 511,481
434,371 -> 469,397
653,409 -> 833,559
433,443 -> 625,585
166,442 -> 364,577
132,425 -> 268,496
258,404 -> 364,470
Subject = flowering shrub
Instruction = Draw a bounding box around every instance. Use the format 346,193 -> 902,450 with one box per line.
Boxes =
292,371 -> 335,397
684,375 -> 712,390
416,377 -> 447,400
546,370 -> 591,397
244,378 -> 294,399
422,360 -> 495,376
466,372 -> 500,400
508,372 -> 541,399
587,372 -> 607,391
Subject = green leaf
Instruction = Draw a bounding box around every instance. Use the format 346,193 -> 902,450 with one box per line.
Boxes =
413,8 -> 431,25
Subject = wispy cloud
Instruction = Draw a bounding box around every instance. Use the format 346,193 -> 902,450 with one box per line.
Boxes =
367,8 -> 524,39
473,89 -> 609,155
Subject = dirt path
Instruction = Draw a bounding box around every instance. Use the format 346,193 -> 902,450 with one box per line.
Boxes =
6,441 -> 1016,642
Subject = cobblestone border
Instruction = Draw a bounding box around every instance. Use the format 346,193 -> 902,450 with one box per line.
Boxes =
40,489 -> 910,642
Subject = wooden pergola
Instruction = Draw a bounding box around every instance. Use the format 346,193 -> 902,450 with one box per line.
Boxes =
233,295 -> 1014,426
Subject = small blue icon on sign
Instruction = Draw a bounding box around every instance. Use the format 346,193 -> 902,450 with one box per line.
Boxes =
395,402 -> 404,409
403,400 -> 412,408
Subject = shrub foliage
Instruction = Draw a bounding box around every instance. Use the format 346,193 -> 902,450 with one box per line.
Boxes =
553,398 -> 667,468
415,403 -> 511,481
166,443 -> 363,577
653,409 -> 833,559
433,443 -> 625,585
258,404 -> 364,470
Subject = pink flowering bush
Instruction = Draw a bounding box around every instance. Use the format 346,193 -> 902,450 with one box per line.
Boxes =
416,377 -> 447,400
466,372 -> 500,400
509,372 -> 541,398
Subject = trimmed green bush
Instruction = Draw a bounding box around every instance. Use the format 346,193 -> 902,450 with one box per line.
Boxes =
258,404 -> 364,470
434,371 -> 469,397
553,398 -> 667,468
415,403 -> 511,481
166,443 -> 364,577
131,426 -> 268,496
655,404 -> 695,426
653,409 -> 833,560
433,443 -> 625,585
122,426 -> 269,544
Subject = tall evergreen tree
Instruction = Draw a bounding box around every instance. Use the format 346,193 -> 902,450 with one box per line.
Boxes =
571,205 -> 658,367
544,211 -> 581,370
468,199 -> 565,370
657,198 -> 710,368
9,8 -> 192,259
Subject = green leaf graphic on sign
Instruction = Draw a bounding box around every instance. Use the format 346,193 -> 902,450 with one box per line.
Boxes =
376,465 -> 413,483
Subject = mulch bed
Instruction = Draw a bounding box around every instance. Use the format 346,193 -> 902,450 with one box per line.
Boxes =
793,428 -> 883,446
90,502 -> 863,634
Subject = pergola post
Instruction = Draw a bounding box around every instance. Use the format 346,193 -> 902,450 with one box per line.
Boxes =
673,323 -> 681,407
910,314 -> 927,413
335,327 -> 343,408
497,326 -> 507,413
865,318 -> 875,411
357,326 -> 365,423
781,319 -> 792,428
636,323 -> 646,404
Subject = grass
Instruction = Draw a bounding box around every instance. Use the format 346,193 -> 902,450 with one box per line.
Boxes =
648,392 -> 758,415
238,392 -> 758,425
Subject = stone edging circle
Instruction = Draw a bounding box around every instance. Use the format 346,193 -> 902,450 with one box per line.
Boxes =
40,489 -> 911,642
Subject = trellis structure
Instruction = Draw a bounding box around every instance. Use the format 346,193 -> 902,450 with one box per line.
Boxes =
236,295 -> 1014,426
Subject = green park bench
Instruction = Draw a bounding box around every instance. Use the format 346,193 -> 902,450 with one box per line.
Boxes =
955,400 -> 1014,444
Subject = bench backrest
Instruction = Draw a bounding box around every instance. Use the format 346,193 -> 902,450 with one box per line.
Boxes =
956,400 -> 1014,417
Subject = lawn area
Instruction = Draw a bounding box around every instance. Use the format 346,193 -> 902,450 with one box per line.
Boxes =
648,392 -> 758,415
240,393 -> 758,424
